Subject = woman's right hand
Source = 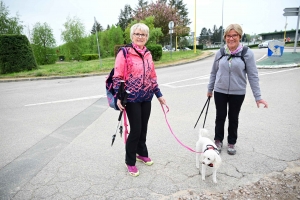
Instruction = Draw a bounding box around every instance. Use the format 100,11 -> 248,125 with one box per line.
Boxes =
117,99 -> 125,111
207,92 -> 213,97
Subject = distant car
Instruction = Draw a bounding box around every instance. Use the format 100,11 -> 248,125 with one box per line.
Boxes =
177,47 -> 191,51
258,40 -> 273,48
162,47 -> 169,52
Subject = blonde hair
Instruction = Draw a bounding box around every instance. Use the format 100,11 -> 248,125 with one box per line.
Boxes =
223,24 -> 243,40
130,23 -> 149,41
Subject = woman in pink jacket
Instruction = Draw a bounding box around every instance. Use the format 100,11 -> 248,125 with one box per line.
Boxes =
113,23 -> 166,177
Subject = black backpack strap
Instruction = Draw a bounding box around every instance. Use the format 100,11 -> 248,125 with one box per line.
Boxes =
240,46 -> 248,70
215,47 -> 226,62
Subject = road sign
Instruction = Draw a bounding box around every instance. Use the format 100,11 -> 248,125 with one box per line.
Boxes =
168,21 -> 174,30
283,7 -> 299,12
283,12 -> 299,16
283,7 -> 299,17
282,6 -> 300,53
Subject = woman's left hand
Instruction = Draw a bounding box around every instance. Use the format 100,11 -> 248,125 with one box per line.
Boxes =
158,97 -> 166,105
256,99 -> 268,108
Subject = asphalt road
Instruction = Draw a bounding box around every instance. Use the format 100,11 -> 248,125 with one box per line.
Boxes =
0,49 -> 299,199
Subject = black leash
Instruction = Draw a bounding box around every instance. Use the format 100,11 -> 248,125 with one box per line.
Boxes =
194,97 -> 211,129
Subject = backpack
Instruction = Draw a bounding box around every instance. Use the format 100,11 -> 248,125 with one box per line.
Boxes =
105,47 -> 128,110
216,46 -> 248,69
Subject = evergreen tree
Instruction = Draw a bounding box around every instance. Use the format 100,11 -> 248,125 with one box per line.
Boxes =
91,20 -> 103,34
199,27 -> 208,44
116,4 -> 133,31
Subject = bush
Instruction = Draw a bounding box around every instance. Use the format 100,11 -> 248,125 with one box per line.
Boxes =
146,44 -> 162,61
81,54 -> 99,61
31,44 -> 57,65
0,35 -> 37,74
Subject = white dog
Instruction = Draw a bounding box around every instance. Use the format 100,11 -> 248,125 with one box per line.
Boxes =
196,128 -> 222,183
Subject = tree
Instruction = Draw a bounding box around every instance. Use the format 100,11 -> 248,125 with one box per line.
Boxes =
0,35 -> 37,74
0,0 -> 23,34
210,25 -> 223,44
133,0 -> 148,15
133,0 -> 190,45
242,33 -> 246,42
199,27 -> 208,44
91,20 -> 103,34
108,25 -> 124,56
61,16 -> 85,61
31,22 -> 56,65
117,4 -> 133,31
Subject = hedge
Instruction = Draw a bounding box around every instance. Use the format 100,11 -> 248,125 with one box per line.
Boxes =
0,35 -> 37,74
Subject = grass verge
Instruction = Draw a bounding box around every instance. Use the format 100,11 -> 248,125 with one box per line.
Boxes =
0,50 -> 210,79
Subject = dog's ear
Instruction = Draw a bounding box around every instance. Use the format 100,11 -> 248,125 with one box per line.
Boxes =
213,154 -> 222,168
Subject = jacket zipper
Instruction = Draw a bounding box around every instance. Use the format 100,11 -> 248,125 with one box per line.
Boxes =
228,60 -> 231,94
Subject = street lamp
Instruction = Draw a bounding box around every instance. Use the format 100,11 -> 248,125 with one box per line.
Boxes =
194,0 -> 196,53
169,21 -> 174,58
220,0 -> 224,46
175,0 -> 178,51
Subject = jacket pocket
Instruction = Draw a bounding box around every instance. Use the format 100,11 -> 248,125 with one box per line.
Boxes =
215,74 -> 229,90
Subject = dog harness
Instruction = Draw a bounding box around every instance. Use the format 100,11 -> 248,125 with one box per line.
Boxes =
203,145 -> 220,167
204,145 -> 220,155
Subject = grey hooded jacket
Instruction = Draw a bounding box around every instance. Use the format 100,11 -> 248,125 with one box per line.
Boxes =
207,45 -> 262,101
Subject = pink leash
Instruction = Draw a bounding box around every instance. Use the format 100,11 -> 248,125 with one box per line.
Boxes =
161,104 -> 202,154
123,109 -> 129,144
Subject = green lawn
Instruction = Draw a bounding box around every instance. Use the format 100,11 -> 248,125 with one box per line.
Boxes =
0,50 -> 205,79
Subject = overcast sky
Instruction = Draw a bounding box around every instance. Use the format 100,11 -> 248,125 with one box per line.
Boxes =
3,0 -> 299,45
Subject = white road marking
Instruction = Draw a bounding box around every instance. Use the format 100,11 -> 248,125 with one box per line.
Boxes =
162,75 -> 210,88
256,54 -> 267,62
25,95 -> 105,106
258,67 -> 299,76
25,68 -> 299,106
161,68 -> 299,88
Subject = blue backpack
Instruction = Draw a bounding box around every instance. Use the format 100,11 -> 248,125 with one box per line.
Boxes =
105,47 -> 128,110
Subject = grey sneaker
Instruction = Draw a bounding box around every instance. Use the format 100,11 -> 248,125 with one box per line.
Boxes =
227,144 -> 236,155
215,140 -> 223,153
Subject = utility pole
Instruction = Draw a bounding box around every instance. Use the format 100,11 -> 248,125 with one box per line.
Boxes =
94,17 -> 102,67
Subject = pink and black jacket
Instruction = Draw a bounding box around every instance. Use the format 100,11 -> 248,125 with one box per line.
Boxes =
113,44 -> 163,103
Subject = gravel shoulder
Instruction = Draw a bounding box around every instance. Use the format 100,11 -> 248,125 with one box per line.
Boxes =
170,160 -> 300,200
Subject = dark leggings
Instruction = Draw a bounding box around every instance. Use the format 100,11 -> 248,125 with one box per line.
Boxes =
214,91 -> 245,145
125,101 -> 151,166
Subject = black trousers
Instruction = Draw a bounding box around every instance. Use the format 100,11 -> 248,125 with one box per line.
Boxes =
214,91 -> 245,145
125,101 -> 151,166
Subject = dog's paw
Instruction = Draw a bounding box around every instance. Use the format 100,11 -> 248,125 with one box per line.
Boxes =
196,164 -> 199,169
213,179 -> 217,184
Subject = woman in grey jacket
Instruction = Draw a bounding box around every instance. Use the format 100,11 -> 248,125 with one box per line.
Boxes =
207,24 -> 268,155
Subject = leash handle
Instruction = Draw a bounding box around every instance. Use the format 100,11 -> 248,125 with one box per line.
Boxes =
194,97 -> 211,129
161,104 -> 203,154
202,97 -> 211,128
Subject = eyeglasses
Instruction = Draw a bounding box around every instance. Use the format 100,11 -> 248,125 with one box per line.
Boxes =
133,33 -> 147,38
226,34 -> 239,39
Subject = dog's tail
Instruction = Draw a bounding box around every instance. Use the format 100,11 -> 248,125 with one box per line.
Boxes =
199,128 -> 209,138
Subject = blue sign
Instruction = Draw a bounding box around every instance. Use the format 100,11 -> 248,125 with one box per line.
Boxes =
268,41 -> 284,57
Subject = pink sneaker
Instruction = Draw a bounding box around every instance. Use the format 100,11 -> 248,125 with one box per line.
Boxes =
125,164 -> 139,177
136,155 -> 154,166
